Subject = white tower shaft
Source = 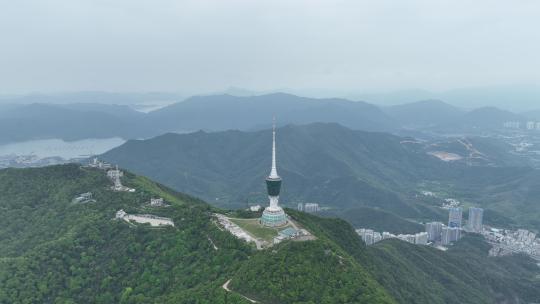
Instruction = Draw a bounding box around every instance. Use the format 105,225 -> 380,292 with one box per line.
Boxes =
269,118 -> 279,179
269,196 -> 279,208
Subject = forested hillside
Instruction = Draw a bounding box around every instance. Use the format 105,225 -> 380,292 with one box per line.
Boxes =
367,236 -> 540,303
292,211 -> 540,304
0,165 -> 391,304
0,165 -> 253,303
101,123 -> 440,212
1,165 -> 538,304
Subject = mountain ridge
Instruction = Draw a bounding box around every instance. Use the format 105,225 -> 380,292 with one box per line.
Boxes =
100,122 -> 540,231
0,92 -> 532,145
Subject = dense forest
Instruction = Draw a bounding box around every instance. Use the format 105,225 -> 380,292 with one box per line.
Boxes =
0,165 -> 252,303
0,165 -> 391,303
0,165 -> 539,303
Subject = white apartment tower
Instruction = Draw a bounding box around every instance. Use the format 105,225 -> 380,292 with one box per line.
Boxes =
448,207 -> 463,228
468,207 -> 484,233
425,221 -> 443,242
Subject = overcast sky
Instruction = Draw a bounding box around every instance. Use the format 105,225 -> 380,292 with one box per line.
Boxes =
1,0 -> 540,95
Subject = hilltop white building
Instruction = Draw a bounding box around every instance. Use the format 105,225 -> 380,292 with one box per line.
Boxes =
150,198 -> 167,207
249,205 -> 262,212
116,209 -> 174,227
468,207 -> 484,233
304,203 -> 321,213
87,157 -> 113,170
73,192 -> 95,204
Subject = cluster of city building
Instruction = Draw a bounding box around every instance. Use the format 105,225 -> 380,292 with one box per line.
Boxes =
357,207 -> 484,248
426,207 -> 484,245
503,121 -> 540,130
297,203 -> 321,213
115,209 -> 174,227
366,190 -> 540,260
425,222 -> 461,245
483,227 -> 540,260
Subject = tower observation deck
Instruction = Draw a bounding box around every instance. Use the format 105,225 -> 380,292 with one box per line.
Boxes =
260,119 -> 288,227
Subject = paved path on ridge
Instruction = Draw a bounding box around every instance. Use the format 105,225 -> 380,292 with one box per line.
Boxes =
222,279 -> 259,303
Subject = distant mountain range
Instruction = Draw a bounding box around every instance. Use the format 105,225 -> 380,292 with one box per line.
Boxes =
383,101 -> 528,131
349,85 -> 540,112
148,93 -> 396,133
1,92 -> 539,145
383,99 -> 465,128
0,93 -> 395,144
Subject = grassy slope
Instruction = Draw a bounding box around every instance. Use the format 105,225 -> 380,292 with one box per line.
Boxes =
229,218 -> 278,241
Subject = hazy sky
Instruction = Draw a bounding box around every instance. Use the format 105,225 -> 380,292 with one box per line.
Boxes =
1,0 -> 540,95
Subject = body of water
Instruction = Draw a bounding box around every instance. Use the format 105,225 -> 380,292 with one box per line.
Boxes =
0,137 -> 126,159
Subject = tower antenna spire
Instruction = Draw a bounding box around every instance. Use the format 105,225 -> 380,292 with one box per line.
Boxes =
270,116 -> 279,178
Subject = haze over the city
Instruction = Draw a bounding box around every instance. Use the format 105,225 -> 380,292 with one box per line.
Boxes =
3,2 -> 540,303
2,0 -> 540,110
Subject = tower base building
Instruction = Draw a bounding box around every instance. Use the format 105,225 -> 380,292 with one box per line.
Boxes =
260,206 -> 287,227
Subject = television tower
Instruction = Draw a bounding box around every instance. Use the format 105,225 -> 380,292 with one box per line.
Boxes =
260,117 -> 287,227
